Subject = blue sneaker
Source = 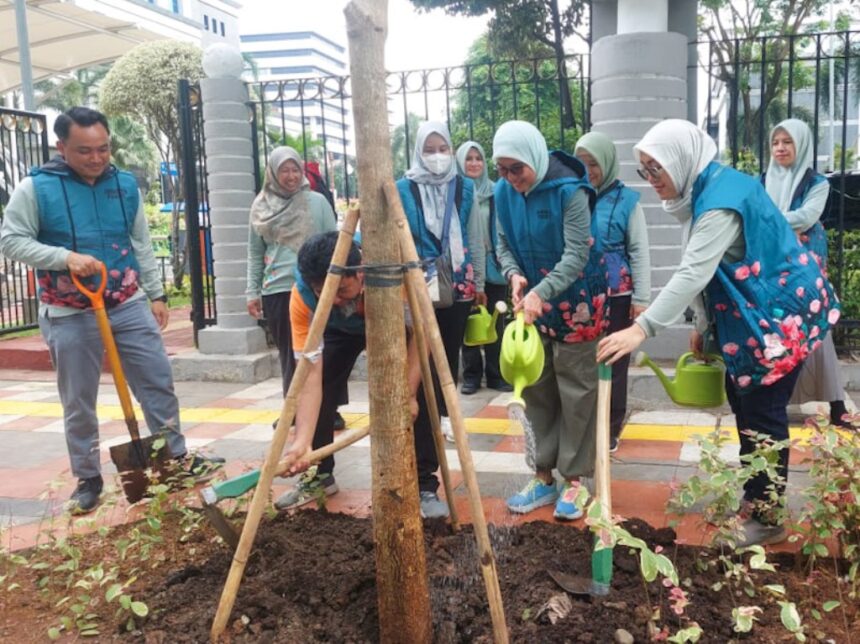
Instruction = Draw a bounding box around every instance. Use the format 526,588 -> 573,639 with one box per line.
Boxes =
506,478 -> 558,514
553,481 -> 586,521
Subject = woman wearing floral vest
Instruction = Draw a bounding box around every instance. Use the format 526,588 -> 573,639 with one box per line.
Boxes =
764,119 -> 849,427
598,120 -> 840,548
493,121 -> 608,521
575,132 -> 651,453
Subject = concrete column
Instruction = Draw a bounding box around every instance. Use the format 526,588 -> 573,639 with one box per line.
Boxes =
171,43 -> 276,382
590,0 -> 695,359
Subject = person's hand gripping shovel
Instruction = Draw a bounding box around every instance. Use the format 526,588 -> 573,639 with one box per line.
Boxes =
71,263 -> 173,504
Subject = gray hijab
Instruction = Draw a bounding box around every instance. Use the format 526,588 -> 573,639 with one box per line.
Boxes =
249,146 -> 313,251
404,121 -> 464,268
765,118 -> 814,211
575,131 -> 619,195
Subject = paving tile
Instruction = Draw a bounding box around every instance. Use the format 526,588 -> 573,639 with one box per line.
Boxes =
183,422 -> 249,440
205,397 -> 257,409
222,423 -> 278,442
204,438 -> 269,462
32,419 -> 66,434
612,439 -> 682,462
0,431 -> 70,468
225,381 -> 284,400
493,435 -> 526,454
475,405 -> 509,419
0,415 -> 56,432
0,413 -> 26,429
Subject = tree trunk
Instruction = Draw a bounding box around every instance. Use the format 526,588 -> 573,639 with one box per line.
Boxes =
549,0 -> 576,129
344,2 -> 432,643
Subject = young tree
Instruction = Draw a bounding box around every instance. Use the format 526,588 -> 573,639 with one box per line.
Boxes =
409,0 -> 588,127
99,41 -> 204,288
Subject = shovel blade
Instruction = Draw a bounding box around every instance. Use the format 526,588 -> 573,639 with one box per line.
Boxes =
547,569 -> 595,597
110,435 -> 171,471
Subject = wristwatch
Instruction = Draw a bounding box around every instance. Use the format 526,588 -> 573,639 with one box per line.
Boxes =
152,295 -> 168,304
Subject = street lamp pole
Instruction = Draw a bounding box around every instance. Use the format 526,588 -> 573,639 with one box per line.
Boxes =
14,0 -> 35,111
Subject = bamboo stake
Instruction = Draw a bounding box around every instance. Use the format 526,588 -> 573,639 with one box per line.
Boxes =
401,256 -> 460,531
386,182 -> 509,644
210,209 -> 360,642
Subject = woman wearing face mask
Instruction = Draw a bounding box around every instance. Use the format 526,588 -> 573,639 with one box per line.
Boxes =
597,120 -> 840,547
575,131 -> 651,452
455,141 -> 513,400
492,120 -> 607,522
764,119 -> 848,427
397,121 -> 485,517
246,146 -> 336,395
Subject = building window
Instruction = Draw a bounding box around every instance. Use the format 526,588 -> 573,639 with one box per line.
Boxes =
204,15 -> 209,29
212,18 -> 218,33
220,22 -> 225,37
172,0 -> 181,14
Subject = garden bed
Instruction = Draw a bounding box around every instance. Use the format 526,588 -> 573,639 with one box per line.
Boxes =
2,505 -> 857,643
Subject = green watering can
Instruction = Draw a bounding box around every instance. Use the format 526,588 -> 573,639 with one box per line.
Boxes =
464,301 -> 508,347
500,312 -> 545,409
635,351 -> 727,408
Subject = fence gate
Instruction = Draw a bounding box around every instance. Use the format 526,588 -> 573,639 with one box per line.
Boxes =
177,80 -> 216,344
0,108 -> 49,335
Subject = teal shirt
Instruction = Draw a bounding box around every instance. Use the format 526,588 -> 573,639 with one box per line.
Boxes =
246,191 -> 337,299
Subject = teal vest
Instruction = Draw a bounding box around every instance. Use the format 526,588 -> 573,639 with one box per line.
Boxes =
294,272 -> 366,336
494,151 -> 607,342
762,169 -> 829,268
30,162 -> 141,309
397,175 -> 478,301
694,162 -> 839,392
593,181 -> 639,295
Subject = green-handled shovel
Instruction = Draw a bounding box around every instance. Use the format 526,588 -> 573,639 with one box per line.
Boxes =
547,361 -> 614,597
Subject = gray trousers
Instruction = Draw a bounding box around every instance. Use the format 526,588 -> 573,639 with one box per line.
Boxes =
39,298 -> 185,479
523,337 -> 598,480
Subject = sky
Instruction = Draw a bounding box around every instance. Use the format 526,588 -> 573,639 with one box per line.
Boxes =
238,0 -> 490,72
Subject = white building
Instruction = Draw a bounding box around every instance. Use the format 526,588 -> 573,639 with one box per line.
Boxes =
239,30 -> 354,159
1,0 -> 241,96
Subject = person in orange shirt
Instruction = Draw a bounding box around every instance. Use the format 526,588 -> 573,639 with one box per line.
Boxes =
274,232 -> 450,518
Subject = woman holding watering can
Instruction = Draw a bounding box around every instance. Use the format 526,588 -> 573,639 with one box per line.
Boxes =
597,119 -> 840,547
764,118 -> 849,427
456,141 -> 513,401
575,131 -> 651,452
493,120 -> 608,521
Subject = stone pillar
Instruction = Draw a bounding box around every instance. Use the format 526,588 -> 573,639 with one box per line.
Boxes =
170,43 -> 276,382
590,0 -> 696,359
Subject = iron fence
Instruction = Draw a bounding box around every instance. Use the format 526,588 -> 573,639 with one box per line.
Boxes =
0,108 -> 49,335
246,53 -> 590,198
699,30 -> 860,353
177,80 -> 216,343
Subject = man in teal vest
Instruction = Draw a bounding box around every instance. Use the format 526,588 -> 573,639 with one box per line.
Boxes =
0,107 -> 223,514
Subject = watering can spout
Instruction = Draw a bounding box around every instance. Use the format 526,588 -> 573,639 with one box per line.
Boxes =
634,351 -> 677,400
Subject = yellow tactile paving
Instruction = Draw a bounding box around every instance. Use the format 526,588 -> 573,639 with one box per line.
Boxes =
1,399 -> 846,446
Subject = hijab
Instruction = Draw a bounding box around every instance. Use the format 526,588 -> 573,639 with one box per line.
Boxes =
455,141 -> 495,201
633,119 -> 717,221
492,121 -> 549,195
574,131 -> 619,195
765,118 -> 814,211
249,146 -> 313,251
404,121 -> 464,268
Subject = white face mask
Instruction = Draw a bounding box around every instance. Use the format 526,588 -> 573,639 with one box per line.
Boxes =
421,152 -> 452,175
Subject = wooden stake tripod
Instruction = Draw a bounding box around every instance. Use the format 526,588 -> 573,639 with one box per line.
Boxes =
210,205 -> 508,642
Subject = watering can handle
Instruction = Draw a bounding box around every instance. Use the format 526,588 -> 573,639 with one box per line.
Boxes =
515,310 -> 525,341
70,263 -> 108,310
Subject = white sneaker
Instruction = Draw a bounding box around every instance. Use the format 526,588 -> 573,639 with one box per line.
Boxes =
440,416 -> 455,443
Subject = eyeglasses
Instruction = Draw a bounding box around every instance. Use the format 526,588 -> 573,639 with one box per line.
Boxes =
636,165 -> 665,181
496,162 -> 527,178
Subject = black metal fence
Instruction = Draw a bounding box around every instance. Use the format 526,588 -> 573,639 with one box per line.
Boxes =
699,30 -> 860,353
0,108 -> 49,335
177,80 -> 216,343
247,53 -> 590,198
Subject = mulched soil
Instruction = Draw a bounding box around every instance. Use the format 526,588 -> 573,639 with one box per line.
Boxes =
2,507 -> 857,642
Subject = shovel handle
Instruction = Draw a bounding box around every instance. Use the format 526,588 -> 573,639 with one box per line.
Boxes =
73,263 -> 139,439
70,263 -> 108,310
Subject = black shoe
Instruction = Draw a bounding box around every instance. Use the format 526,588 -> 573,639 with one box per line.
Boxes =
461,381 -> 480,395
333,412 -> 346,431
68,475 -> 104,515
488,381 -> 513,393
830,401 -> 852,428
609,436 -> 619,454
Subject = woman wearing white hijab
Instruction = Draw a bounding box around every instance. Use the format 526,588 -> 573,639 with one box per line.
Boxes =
246,146 -> 336,395
397,121 -> 485,518
765,119 -> 848,427
456,141 -> 512,400
575,131 -> 651,452
597,119 -> 840,548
